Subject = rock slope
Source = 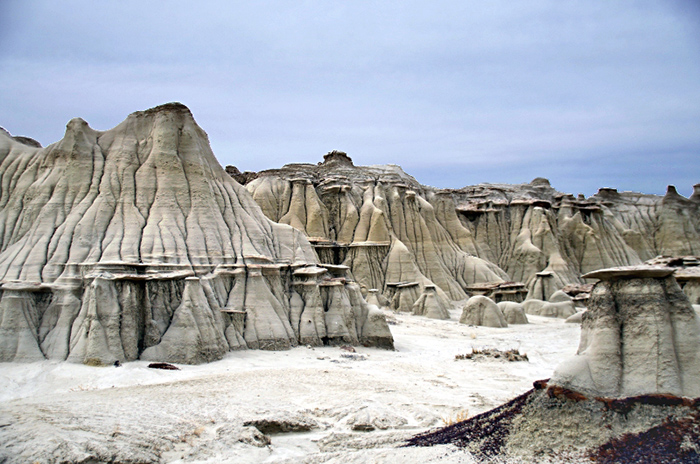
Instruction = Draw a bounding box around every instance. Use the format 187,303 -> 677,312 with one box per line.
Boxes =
0,104 -> 393,364
238,152 -> 700,306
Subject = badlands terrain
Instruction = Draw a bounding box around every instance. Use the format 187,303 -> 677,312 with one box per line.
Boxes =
1,103 -> 699,462
1,307 -> 578,463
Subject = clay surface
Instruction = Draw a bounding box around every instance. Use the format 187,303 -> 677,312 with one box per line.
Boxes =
0,105 -> 393,364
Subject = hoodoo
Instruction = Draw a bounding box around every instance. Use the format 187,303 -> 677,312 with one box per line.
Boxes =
408,267 -> 700,461
240,154 -> 700,312
550,266 -> 700,398
0,104 -> 394,364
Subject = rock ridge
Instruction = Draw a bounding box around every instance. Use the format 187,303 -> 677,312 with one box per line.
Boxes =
240,152 -> 699,307
0,105 -> 394,364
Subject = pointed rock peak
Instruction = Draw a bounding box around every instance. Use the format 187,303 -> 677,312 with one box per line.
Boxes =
663,184 -> 689,204
65,117 -> 93,133
690,183 -> 700,202
62,118 -> 99,145
529,177 -> 551,188
226,165 -> 259,185
322,150 -> 354,166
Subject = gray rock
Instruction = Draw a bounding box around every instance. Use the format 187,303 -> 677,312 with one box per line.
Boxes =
497,301 -> 528,324
551,272 -> 700,398
0,104 -> 394,364
565,310 -> 585,324
459,295 -> 507,328
523,299 -> 577,318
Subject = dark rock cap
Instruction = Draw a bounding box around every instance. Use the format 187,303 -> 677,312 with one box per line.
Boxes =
582,266 -> 676,280
322,150 -> 354,166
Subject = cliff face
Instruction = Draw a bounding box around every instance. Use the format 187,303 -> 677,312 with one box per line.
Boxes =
240,152 -> 700,304
245,151 -> 507,313
0,106 -> 393,364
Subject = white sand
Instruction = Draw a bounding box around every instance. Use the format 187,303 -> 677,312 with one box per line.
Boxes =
0,308 -> 580,463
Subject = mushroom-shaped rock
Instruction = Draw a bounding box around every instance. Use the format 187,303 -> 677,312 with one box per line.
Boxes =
388,282 -> 422,313
411,285 -> 451,320
459,296 -> 508,328
497,301 -> 528,324
550,267 -> 700,398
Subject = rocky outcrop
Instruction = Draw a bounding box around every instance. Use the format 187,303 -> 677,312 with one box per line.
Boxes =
243,152 -> 508,312
408,265 -> 700,462
522,297 -> 577,319
551,267 -> 700,398
646,255 -> 700,304
410,285 -> 451,319
497,301 -> 528,324
239,154 -> 699,306
0,104 -> 393,364
459,295 -> 507,327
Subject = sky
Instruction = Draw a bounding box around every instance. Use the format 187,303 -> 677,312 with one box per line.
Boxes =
0,1 -> 699,197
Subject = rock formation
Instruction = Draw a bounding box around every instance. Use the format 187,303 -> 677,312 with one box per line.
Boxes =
0,104 -> 393,364
410,285 -> 451,319
522,298 -> 577,319
237,154 -> 700,308
551,266 -> 700,398
459,295 -> 508,328
497,301 -> 528,324
646,255 -> 700,305
408,266 -> 700,461
242,152 -> 508,313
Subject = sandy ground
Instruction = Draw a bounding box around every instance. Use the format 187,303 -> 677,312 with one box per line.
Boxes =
0,308 -> 581,463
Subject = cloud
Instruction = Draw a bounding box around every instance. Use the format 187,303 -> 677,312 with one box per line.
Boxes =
0,0 -> 698,197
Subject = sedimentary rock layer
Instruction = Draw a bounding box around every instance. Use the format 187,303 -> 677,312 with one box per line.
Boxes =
550,267 -> 700,398
239,154 -> 699,304
0,104 -> 393,364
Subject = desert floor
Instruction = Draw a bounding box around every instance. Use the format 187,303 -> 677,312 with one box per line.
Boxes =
0,307 -> 581,463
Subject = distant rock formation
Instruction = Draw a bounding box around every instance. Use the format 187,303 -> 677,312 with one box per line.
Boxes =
459,295 -> 508,328
497,301 -> 528,324
0,104 -> 393,364
239,153 -> 700,308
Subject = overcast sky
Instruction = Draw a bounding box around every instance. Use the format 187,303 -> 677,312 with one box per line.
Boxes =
1,1 -> 699,196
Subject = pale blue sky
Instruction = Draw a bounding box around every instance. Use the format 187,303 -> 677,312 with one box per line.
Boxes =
1,1 -> 699,196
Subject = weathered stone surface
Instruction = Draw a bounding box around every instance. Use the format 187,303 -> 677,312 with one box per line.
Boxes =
565,310 -> 585,323
0,104 -> 393,363
244,153 -> 509,307
522,299 -> 577,318
548,289 -> 573,303
411,285 -> 451,320
497,301 -> 528,324
459,295 -> 507,327
242,156 -> 700,307
550,272 -> 700,398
